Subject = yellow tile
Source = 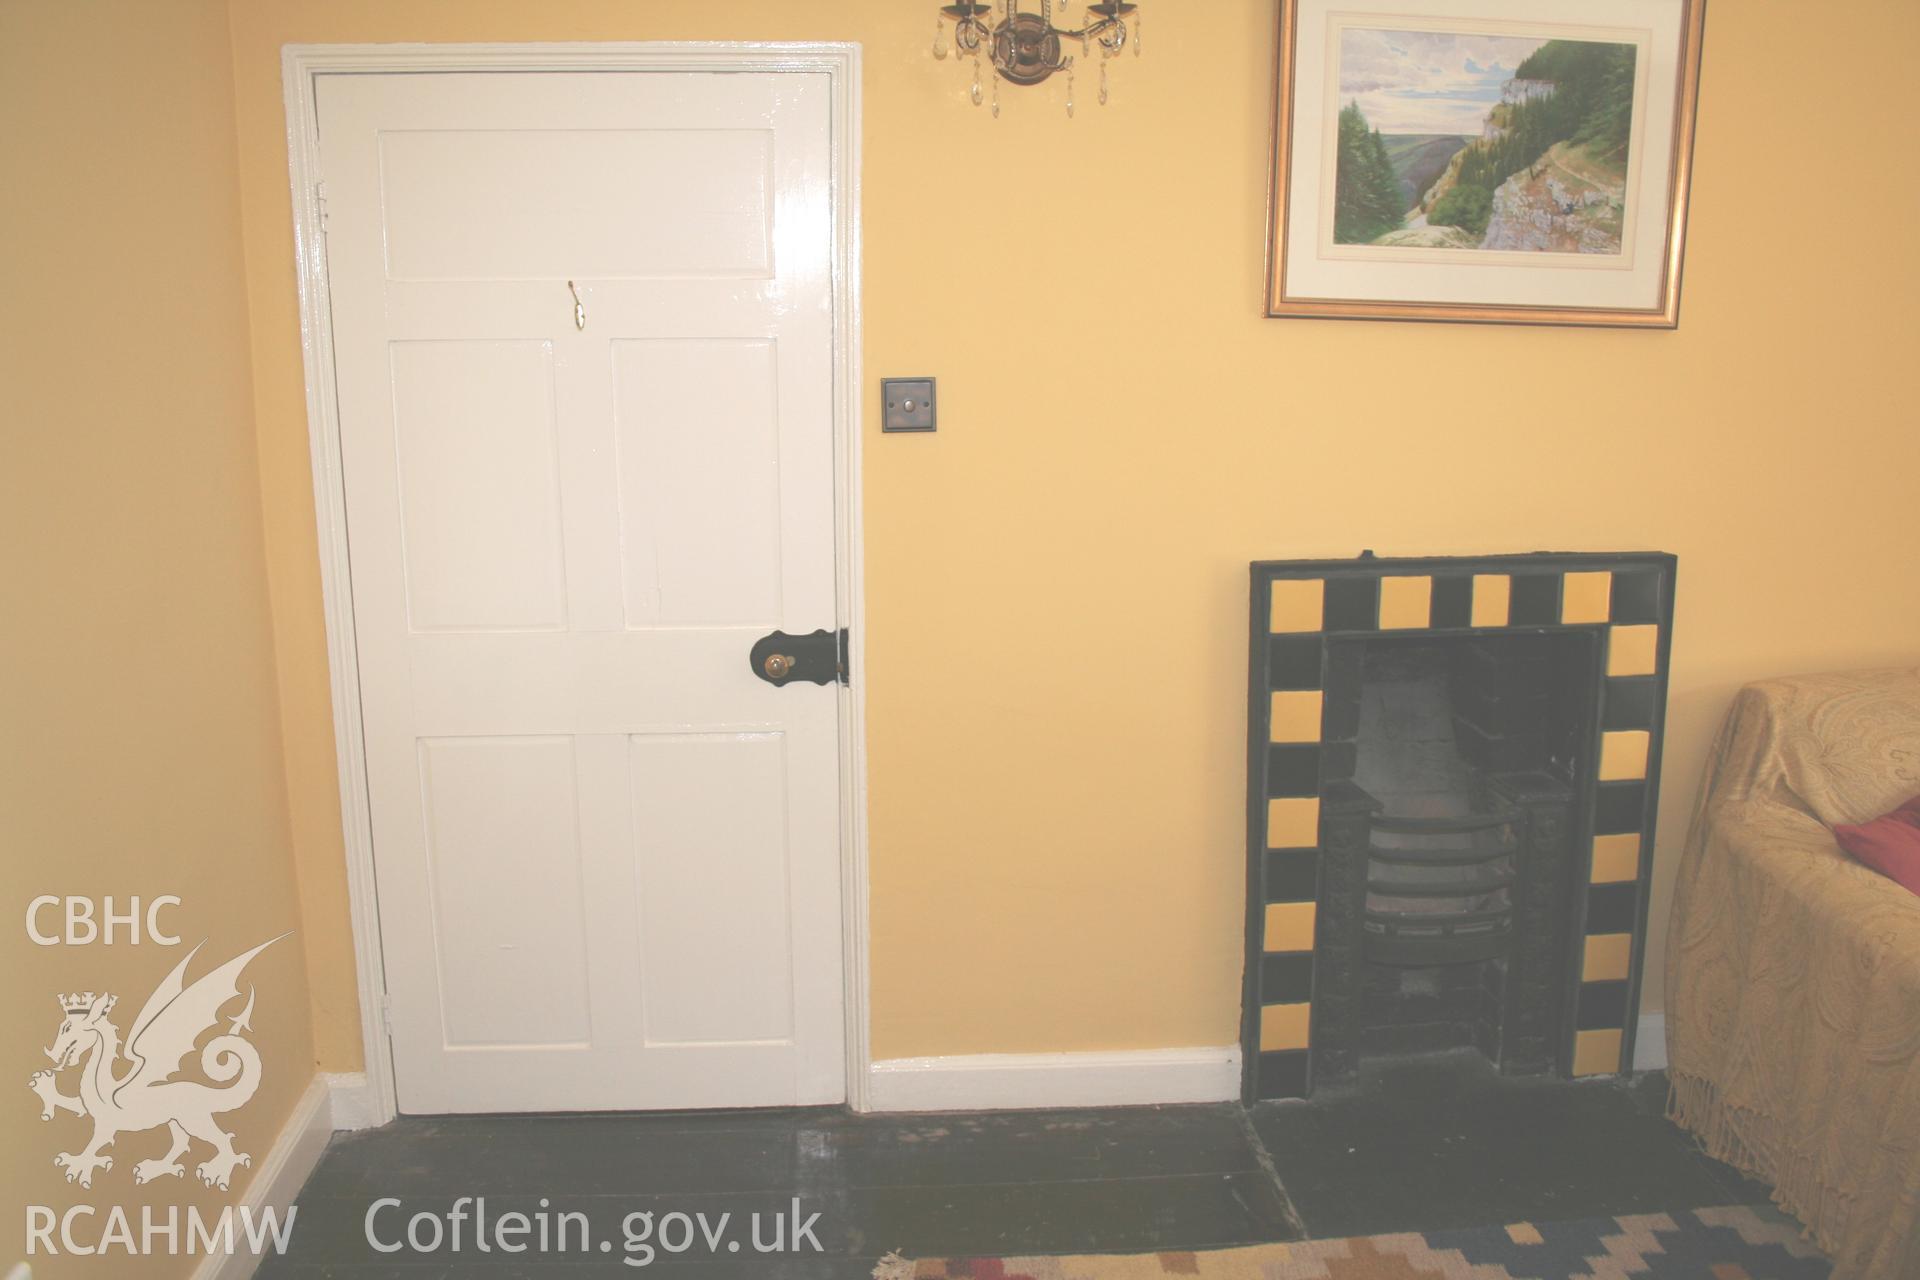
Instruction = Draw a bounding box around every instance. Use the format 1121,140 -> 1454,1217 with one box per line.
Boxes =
1379,576 -> 1433,629
1561,571 -> 1613,624
1269,690 -> 1325,744
1608,625 -> 1660,677
1573,1028 -> 1624,1077
1266,797 -> 1321,849
1583,932 -> 1633,982
1599,729 -> 1651,781
1506,1223 -> 1545,1246
1264,901 -> 1317,953
1472,574 -> 1510,627
1260,1002 -> 1312,1052
1591,833 -> 1641,884
1269,579 -> 1324,633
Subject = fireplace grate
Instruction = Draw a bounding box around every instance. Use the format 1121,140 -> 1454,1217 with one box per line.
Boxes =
1364,804 -> 1518,965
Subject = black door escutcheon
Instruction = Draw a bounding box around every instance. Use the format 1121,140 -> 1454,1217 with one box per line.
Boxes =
750,628 -> 844,686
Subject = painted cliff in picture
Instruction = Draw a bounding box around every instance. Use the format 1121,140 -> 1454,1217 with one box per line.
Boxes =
1332,26 -> 1640,254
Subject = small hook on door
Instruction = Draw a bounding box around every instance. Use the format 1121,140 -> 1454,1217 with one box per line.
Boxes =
567,280 -> 586,331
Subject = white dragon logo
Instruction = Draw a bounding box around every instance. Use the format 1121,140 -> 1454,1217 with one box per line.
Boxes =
27,935 -> 283,1191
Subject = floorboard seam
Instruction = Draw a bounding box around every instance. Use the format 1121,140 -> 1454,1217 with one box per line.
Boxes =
296,1168 -> 1269,1197
1234,1105 -> 1308,1240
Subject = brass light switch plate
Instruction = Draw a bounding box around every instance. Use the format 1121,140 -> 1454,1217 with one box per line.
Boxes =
881,378 -> 936,432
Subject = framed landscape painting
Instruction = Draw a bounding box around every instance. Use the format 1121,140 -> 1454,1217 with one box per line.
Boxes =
1265,0 -> 1705,326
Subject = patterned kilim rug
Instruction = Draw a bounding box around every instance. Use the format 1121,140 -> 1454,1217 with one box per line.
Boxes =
878,1205 -> 1830,1279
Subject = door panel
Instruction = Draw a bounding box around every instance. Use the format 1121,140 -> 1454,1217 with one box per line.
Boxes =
630,731 -> 794,1046
390,340 -> 567,632
316,69 -> 843,1113
611,338 -> 784,625
378,128 -> 774,280
419,736 -> 592,1048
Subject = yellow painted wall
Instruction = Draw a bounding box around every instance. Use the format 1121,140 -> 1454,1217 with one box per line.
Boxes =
218,0 -> 1920,1072
0,1 -> 316,1274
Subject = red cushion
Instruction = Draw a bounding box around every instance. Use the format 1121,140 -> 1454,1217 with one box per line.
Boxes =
1832,794 -> 1920,896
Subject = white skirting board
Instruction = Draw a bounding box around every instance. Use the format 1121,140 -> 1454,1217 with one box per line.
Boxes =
323,1071 -> 387,1132
866,1046 -> 1241,1112
1634,1012 -> 1668,1071
190,1074 -> 333,1280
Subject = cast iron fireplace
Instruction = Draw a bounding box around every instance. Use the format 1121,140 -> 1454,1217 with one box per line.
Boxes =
1241,553 -> 1676,1101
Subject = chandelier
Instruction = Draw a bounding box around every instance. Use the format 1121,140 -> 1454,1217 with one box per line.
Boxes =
933,0 -> 1142,117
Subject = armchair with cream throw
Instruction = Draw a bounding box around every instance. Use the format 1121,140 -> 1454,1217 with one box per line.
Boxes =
1667,666 -> 1920,1279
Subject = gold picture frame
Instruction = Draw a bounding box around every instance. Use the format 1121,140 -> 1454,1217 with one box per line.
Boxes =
1265,0 -> 1706,326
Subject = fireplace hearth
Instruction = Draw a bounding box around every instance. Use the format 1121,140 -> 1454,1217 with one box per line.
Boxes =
1243,554 -> 1676,1101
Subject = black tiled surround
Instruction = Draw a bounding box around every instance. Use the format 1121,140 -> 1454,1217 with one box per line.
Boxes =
258,1067 -> 1769,1276
1322,576 -> 1381,631
1245,553 -> 1678,1101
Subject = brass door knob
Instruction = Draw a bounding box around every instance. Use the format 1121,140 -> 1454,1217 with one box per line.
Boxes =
763,653 -> 796,679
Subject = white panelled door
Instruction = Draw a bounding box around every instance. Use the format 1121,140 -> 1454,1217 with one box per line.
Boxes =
315,70 -> 845,1113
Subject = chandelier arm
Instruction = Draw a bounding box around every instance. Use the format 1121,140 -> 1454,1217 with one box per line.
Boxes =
1052,17 -> 1119,40
992,52 -> 1074,74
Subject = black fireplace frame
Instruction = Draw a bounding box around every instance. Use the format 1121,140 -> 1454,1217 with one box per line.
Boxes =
1241,552 -> 1677,1102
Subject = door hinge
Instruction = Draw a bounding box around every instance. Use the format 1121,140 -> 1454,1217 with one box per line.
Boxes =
315,180 -> 329,232
378,992 -> 393,1032
837,627 -> 850,686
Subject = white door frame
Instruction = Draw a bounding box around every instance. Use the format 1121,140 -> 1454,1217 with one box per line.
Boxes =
281,42 -> 869,1126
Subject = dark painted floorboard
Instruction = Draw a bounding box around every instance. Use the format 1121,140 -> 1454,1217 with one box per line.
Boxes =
259,1062 -> 1776,1278
1249,1051 -> 1774,1240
